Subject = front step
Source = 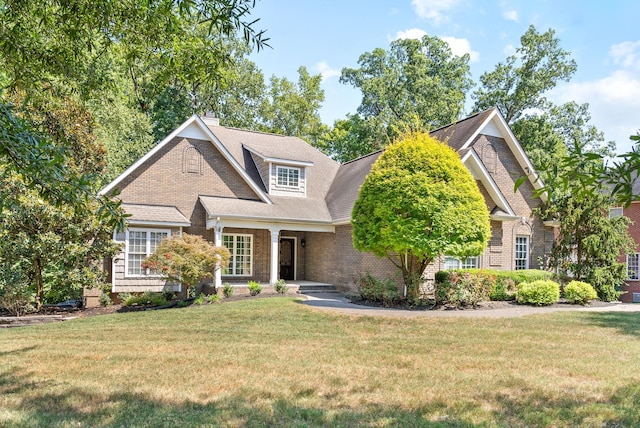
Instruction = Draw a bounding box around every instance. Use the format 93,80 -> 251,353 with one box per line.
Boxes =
297,284 -> 339,294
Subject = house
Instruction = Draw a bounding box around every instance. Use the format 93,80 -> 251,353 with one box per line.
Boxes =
98,108 -> 555,298
612,188 -> 640,302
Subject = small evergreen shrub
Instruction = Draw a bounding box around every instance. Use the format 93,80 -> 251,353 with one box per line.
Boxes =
564,281 -> 598,305
207,294 -> 221,303
274,279 -> 288,294
588,265 -> 625,302
99,292 -> 112,307
222,283 -> 234,298
248,281 -> 262,296
516,280 -> 560,306
489,278 -> 517,301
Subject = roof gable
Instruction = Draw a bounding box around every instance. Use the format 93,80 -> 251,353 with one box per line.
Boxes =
100,115 -> 272,204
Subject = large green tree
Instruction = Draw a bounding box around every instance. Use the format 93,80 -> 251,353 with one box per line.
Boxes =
337,35 -> 473,159
472,25 -> 576,122
352,133 -> 490,294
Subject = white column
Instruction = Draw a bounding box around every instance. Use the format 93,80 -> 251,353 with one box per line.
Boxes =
269,228 -> 280,284
214,220 -> 223,288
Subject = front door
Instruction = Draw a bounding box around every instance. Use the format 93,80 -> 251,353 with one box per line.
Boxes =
279,238 -> 295,280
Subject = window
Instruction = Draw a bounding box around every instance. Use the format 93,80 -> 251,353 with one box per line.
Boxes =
627,254 -> 639,280
126,229 -> 169,276
609,207 -> 623,219
276,166 -> 300,188
444,256 -> 479,270
515,236 -> 529,270
222,234 -> 253,276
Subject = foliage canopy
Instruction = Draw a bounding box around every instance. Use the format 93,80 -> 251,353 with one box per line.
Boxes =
352,133 -> 490,292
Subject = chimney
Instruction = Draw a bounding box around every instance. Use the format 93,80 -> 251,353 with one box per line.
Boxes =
201,111 -> 220,127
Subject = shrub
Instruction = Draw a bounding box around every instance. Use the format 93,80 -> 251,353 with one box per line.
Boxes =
222,282 -> 234,298
99,292 -> 112,307
207,294 -> 221,303
248,281 -> 262,296
435,271 -> 492,307
274,279 -> 288,294
564,280 -> 598,305
355,272 -> 400,306
516,280 -> 560,306
588,265 -> 625,302
194,293 -> 206,305
0,281 -> 36,316
121,292 -> 168,307
489,278 -> 517,301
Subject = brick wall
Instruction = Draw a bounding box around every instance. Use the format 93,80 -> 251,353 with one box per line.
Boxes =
621,202 -> 640,302
116,137 -> 259,237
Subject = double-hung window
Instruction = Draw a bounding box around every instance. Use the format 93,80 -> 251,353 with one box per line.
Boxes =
223,234 -> 253,276
627,254 -> 640,280
515,236 -> 529,270
126,229 -> 170,276
444,256 -> 479,270
276,166 -> 300,188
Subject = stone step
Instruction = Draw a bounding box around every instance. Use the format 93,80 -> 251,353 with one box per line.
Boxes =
297,284 -> 339,294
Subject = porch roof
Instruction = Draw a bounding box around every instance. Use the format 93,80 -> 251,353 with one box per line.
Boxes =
122,203 -> 191,227
198,195 -> 333,224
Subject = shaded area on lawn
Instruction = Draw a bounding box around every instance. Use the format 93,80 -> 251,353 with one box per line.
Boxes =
1,367 -> 640,427
583,311 -> 640,338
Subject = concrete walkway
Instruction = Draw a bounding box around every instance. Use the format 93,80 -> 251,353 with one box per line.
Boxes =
300,293 -> 640,318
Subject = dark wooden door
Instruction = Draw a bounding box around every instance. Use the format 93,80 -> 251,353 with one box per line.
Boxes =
279,238 -> 295,280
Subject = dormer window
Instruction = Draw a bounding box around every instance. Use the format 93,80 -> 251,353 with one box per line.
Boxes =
276,166 -> 300,188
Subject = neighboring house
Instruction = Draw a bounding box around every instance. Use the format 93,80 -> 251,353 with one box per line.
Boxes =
612,193 -> 640,302
99,108 -> 555,296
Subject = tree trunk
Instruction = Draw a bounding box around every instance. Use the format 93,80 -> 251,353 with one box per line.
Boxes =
34,257 -> 44,310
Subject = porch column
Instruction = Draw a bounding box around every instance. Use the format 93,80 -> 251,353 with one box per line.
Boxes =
213,220 -> 223,288
269,228 -> 280,284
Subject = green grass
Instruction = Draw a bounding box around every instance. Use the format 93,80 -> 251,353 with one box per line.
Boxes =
2,297 -> 640,427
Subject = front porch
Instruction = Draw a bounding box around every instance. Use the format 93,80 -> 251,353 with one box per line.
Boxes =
203,280 -> 338,297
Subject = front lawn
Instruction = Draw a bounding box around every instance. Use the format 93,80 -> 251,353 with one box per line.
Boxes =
1,297 -> 640,427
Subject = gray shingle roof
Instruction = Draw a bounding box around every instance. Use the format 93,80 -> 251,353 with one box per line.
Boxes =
199,195 -> 333,223
430,109 -> 494,150
123,203 -> 191,226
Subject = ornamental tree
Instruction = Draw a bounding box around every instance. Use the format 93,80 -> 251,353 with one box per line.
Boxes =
351,133 -> 490,294
142,234 -> 231,298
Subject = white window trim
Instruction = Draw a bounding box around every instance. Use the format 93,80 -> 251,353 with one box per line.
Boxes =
275,165 -> 301,189
444,256 -> 479,270
515,235 -> 530,270
627,253 -> 640,281
222,233 -> 253,277
124,228 -> 171,278
609,207 -> 623,219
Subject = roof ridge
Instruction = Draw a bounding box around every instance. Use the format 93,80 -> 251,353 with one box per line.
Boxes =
342,150 -> 384,165
429,107 -> 496,134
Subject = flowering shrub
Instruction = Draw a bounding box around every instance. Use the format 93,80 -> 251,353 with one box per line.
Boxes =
142,234 -> 230,299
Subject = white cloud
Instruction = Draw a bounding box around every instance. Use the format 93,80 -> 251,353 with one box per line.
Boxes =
314,61 -> 341,82
503,43 -> 517,56
610,40 -> 640,69
551,70 -> 640,154
412,0 -> 460,25
441,36 -> 480,62
394,28 -> 427,40
502,10 -> 519,22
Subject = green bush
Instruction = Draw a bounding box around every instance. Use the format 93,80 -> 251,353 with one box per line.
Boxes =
588,265 -> 625,302
120,291 -> 168,307
489,278 -> 518,301
516,280 -> 560,306
222,283 -> 234,298
274,279 -> 288,294
194,293 -> 206,305
564,281 -> 598,305
99,292 -> 112,307
207,294 -> 221,303
355,272 -> 401,306
0,279 -> 35,316
435,271 -> 492,307
248,281 -> 262,296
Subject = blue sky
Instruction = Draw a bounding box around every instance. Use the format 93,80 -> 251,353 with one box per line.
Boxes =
249,1 -> 640,154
